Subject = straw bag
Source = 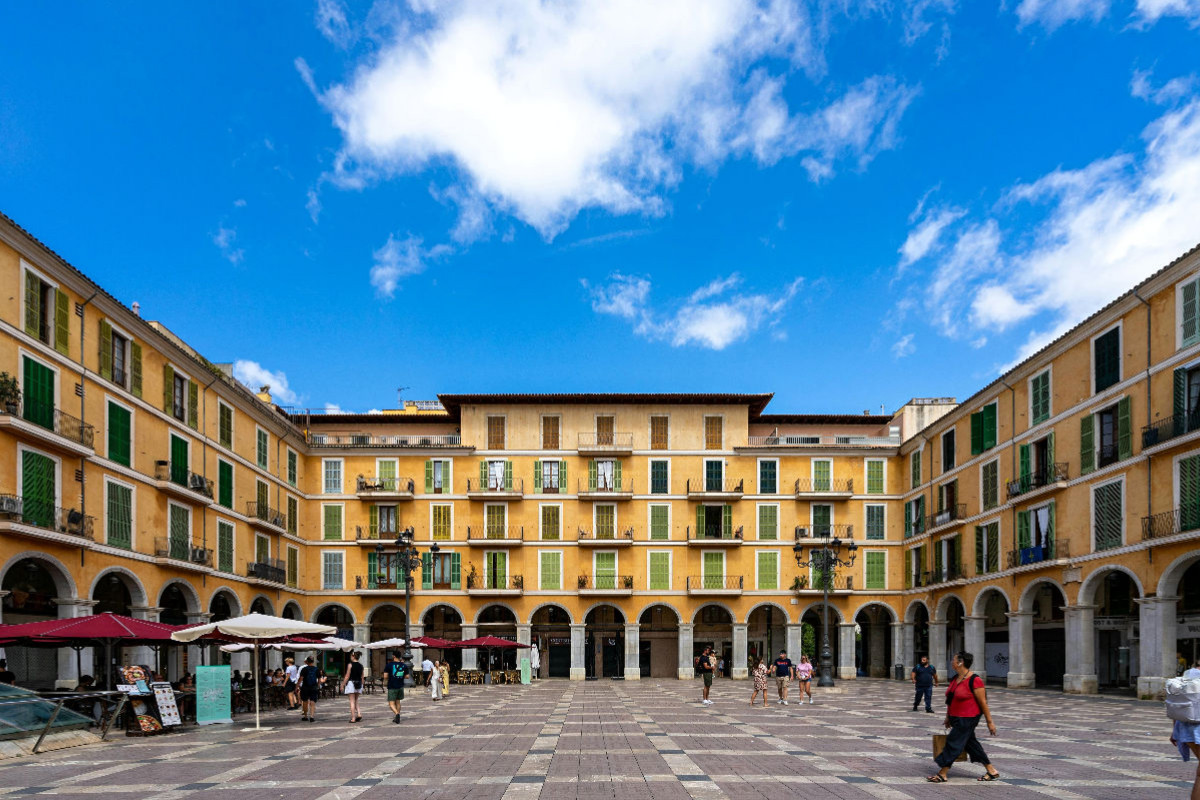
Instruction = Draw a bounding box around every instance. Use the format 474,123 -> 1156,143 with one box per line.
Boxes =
932,733 -> 968,762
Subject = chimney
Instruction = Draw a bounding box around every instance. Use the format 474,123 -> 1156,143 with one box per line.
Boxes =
132,301 -> 140,317
257,385 -> 273,404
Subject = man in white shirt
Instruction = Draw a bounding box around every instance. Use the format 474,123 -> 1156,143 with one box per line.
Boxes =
1184,660 -> 1200,680
284,658 -> 301,710
421,657 -> 435,686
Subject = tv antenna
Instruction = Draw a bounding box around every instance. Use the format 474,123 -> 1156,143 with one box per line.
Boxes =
396,386 -> 411,407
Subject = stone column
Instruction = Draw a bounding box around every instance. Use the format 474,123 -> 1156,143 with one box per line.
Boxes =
569,624 -> 586,680
677,623 -> 695,679
52,598 -> 97,684
353,623 -> 371,676
129,606 -> 164,676
1137,596 -> 1179,699
891,622 -> 912,678
623,624 -> 641,680
461,625 -> 479,671
1006,612 -> 1035,688
407,623 -> 425,666
837,623 -> 857,679
786,624 -> 804,662
1063,605 -> 1098,694
928,621 -> 948,676
964,616 -> 987,684
731,623 -> 748,679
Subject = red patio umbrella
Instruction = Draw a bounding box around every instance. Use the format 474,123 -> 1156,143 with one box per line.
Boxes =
410,636 -> 461,649
457,636 -> 530,679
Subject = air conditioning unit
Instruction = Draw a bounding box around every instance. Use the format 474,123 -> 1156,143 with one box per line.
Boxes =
190,547 -> 209,564
189,473 -> 207,492
0,496 -> 22,516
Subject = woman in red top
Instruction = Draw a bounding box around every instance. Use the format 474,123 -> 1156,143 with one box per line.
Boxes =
927,651 -> 1001,783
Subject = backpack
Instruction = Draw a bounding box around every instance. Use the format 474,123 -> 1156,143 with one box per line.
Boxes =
1165,677 -> 1200,724
302,666 -> 319,688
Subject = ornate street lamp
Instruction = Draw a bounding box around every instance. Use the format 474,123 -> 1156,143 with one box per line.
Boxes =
792,532 -> 857,687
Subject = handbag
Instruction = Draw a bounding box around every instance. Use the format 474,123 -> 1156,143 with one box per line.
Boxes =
932,733 -> 968,762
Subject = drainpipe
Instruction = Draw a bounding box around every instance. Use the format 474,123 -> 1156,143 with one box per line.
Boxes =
77,291 -> 98,567
1133,289 -> 1152,563
995,377 -> 1015,571
199,372 -> 220,565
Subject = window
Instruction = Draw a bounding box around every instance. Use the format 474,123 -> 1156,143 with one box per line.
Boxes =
704,416 -> 722,450
756,551 -> 779,590
812,504 -> 832,537
539,552 -> 562,590
287,449 -> 297,486
485,505 -> 506,538
426,459 -> 452,493
865,504 -> 885,540
255,479 -> 268,517
759,459 -> 777,494
1181,454 -> 1200,532
105,479 -> 133,549
1093,325 -> 1121,393
595,504 -> 616,538
903,496 -> 925,538
590,459 -> 618,491
648,551 -> 671,590
595,414 -> 615,446
650,460 -> 669,494
1093,479 -> 1123,550
936,480 -> 958,518
1030,370 -> 1051,425
941,430 -> 956,472
21,356 -> 56,434
23,268 -> 67,353
286,496 -> 298,535
373,505 -> 398,537
970,403 -> 998,454
542,416 -> 560,449
757,504 -> 778,540
218,402 -> 233,449
20,449 -> 56,530
322,552 -> 344,590
1017,433 -> 1057,493
696,504 -> 732,539
376,458 -> 398,492
169,434 -> 189,486
212,520 -> 233,573
483,459 -> 512,491
910,450 -> 921,489
323,459 -> 342,493
650,415 -> 669,449
172,372 -> 187,422
702,551 -> 725,587
981,460 -> 999,510
1181,275 -> 1200,348
813,459 -> 832,492
322,504 -> 343,540
286,546 -> 298,588
537,459 -> 563,492
593,551 -> 617,589
975,522 -> 1000,575
255,533 -> 270,564
487,416 -> 505,450
933,535 -> 960,582
424,552 -> 459,590
99,323 -> 130,388
541,505 -> 561,540
904,545 -> 924,589
649,505 -> 670,540
168,503 -> 190,560
485,551 -> 508,588
1016,502 -> 1056,561
1085,398 -> 1131,472
218,459 -> 233,508
256,428 -> 268,469
864,551 -> 886,590
432,505 -> 452,540
866,459 -> 885,494
704,459 -> 723,491
107,401 -> 131,467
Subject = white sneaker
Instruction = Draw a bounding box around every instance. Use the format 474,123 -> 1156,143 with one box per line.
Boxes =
702,699 -> 712,705
808,697 -> 814,704
781,700 -> 788,705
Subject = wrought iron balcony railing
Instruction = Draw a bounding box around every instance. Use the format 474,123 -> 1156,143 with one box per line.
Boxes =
577,574 -> 634,590
686,525 -> 743,541
578,526 -> 634,541
686,575 -> 744,590
466,525 -> 524,541
247,558 -> 286,584
923,565 -> 966,585
1142,507 -> 1200,541
1006,463 -> 1069,499
4,391 -> 95,449
356,475 -> 415,493
577,432 -> 634,450
1005,539 -> 1069,568
1143,410 -> 1200,449
153,461 -> 214,498
307,433 -> 462,448
466,477 -> 524,494
794,523 -> 854,539
926,504 -> 966,531
355,573 -> 407,590
0,495 -> 94,539
792,574 -> 854,591
245,501 -> 287,531
577,478 -> 633,494
686,478 -> 744,494
466,574 -> 523,590
355,525 -> 402,541
746,434 -> 900,447
154,536 -> 212,566
794,477 -> 854,494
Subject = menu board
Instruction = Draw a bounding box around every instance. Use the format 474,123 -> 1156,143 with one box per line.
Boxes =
196,665 -> 233,726
519,658 -> 531,685
151,682 -> 181,727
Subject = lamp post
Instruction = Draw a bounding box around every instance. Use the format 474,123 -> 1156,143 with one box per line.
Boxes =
792,532 -> 857,687
386,527 -> 437,667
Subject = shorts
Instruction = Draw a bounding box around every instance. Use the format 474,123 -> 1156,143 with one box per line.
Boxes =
283,680 -> 296,692
702,673 -> 713,687
299,687 -> 319,702
775,676 -> 789,691
387,688 -> 404,701
344,682 -> 361,695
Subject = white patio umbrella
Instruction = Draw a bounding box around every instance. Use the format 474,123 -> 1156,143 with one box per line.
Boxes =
172,613 -> 337,729
363,637 -> 406,650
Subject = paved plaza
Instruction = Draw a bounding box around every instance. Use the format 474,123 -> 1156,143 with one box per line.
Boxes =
0,679 -> 1193,799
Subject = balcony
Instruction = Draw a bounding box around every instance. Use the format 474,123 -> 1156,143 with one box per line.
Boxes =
577,574 -> 634,596
577,526 -> 634,546
922,565 -> 966,586
0,392 -> 95,456
355,475 -> 415,500
743,434 -> 900,448
1006,463 -> 1069,501
577,432 -> 633,456
467,525 -> 524,546
794,477 -> 854,499
1143,507 -> 1200,542
1005,539 -> 1070,569
925,504 -> 967,533
466,477 -> 524,500
1097,442 -> 1120,470
307,433 -> 465,449
153,461 -> 214,505
686,477 -> 744,500
354,574 -> 408,592
466,574 -> 523,596
686,525 -> 743,546
245,501 -> 288,534
0,495 -> 94,543
794,523 -> 854,540
1143,410 -> 1200,450
791,574 -> 855,592
577,478 -> 634,500
153,536 -> 212,571
686,575 -> 743,595
247,558 -> 286,585
354,525 -> 403,545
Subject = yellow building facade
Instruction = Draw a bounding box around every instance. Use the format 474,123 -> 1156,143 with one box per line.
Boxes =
0,211 -> 1197,696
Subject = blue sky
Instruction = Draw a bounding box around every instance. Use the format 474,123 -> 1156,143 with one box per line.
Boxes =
3,1 -> 1200,415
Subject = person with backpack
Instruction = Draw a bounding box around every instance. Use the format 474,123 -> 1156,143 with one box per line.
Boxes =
1167,671 -> 1200,800
926,651 -> 1000,783
386,652 -> 406,724
297,657 -> 323,722
695,646 -> 715,705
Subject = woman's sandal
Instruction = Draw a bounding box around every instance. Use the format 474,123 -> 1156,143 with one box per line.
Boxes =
978,772 -> 1000,782
926,775 -> 948,783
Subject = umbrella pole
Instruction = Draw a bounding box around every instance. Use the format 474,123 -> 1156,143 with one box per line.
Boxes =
254,644 -> 261,730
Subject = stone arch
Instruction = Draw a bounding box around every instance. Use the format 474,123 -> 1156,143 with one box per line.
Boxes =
1156,550 -> 1200,597
157,579 -> 201,613
633,600 -> 683,624
281,601 -> 303,620
851,600 -> 898,624
208,586 -> 243,618
311,601 -> 356,625
971,586 -> 1011,617
903,598 -> 930,623
798,600 -> 844,624
367,602 -> 407,624
526,601 -> 576,625
690,601 -> 737,624
420,602 -> 465,625
1080,564 -> 1145,606
248,594 -> 275,616
934,593 -> 967,624
744,600 -> 792,625
474,603 -> 519,625
1018,577 -> 1068,613
88,567 -> 148,608
580,601 -> 628,623
0,550 -> 78,601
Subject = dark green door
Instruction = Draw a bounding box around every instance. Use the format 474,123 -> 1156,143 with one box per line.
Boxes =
170,435 -> 188,485
22,358 -> 54,431
21,450 -> 55,528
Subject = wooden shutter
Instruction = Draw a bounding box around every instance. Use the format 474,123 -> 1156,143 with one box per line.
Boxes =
1180,455 -> 1200,530
559,460 -> 567,487
504,460 -> 513,491
614,460 -> 622,490
533,460 -> 541,492
867,461 -> 883,494
1017,510 -> 1031,549
366,551 -> 378,589
1117,396 -> 1132,460
934,540 -> 943,577
904,548 -> 912,589
54,289 -> 69,355
162,364 -> 174,413
187,380 -> 198,429
130,342 -> 142,398
422,552 -> 433,589
478,461 -> 487,489
1080,414 -> 1095,475
24,271 -> 40,336
1019,444 -> 1031,491
975,526 -> 984,574
986,524 -> 999,572
722,505 -> 732,537
651,506 -> 668,540
108,402 -> 131,467
218,461 -> 233,507
1094,482 -> 1123,550
816,460 -> 831,491
903,500 -> 912,538
588,460 -> 597,491
450,552 -> 461,589
982,404 -> 997,450
953,535 -> 962,576
1047,431 -> 1055,471
287,548 -> 298,587
99,320 -> 113,381
1185,279 -> 1200,346
970,411 -> 983,454
369,505 -> 378,538
1095,329 -> 1120,391
695,506 -> 704,537
759,505 -> 777,540
914,496 -> 925,534
425,460 -> 433,492
1046,501 -> 1056,554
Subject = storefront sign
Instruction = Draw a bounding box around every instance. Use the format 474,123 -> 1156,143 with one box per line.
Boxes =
1095,617 -> 1132,630
196,665 -> 232,725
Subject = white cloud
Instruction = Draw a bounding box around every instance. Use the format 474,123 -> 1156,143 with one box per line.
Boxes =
232,360 -> 299,405
324,402 -> 344,413
903,0 -> 956,44
898,204 -> 965,270
1132,68 -> 1197,105
316,0 -> 356,48
1015,0 -> 1111,29
305,189 -> 322,223
586,272 -> 802,350
311,0 -> 915,238
892,333 -> 916,358
370,233 -> 452,298
212,224 -> 244,265
1136,0 -> 1200,25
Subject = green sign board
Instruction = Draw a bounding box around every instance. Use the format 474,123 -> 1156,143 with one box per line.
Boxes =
196,665 -> 232,725
519,657 -> 531,685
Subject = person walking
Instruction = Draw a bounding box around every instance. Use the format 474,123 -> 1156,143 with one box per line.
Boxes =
695,646 -> 715,705
796,655 -> 814,704
927,651 -> 1000,783
341,652 -> 364,723
911,655 -> 938,713
386,652 -> 406,724
439,661 -> 450,697
284,657 -> 300,710
772,650 -> 796,705
421,655 -> 435,686
431,660 -> 444,701
297,657 -> 322,722
750,657 -> 770,707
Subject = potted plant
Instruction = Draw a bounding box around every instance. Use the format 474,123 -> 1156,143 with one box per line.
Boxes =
622,575 -> 633,589
0,372 -> 18,415
512,575 -> 523,589
577,575 -> 588,589
791,575 -> 808,592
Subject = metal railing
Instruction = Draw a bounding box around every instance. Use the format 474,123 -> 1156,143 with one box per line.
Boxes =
466,574 -> 523,590
307,433 -> 462,448
686,575 -> 744,590
794,477 -> 854,494
1142,507 -> 1200,541
247,558 -> 286,584
0,495 -> 94,539
153,461 -> 214,498
154,536 -> 212,566
577,478 -> 633,494
746,434 -> 900,447
467,525 -> 524,541
794,523 -> 854,539
923,565 -> 966,585
466,477 -> 524,494
792,574 -> 854,591
1005,539 -> 1069,568
355,525 -> 402,541
5,390 -> 95,449
1097,443 -> 1120,468
355,573 -> 407,590
577,574 -> 634,590
686,525 -> 743,541
577,432 -> 634,450
245,501 -> 287,530
1006,463 -> 1069,499
578,526 -> 634,541
926,504 -> 967,530
356,475 -> 415,493
686,477 -> 744,494
1143,410 -> 1200,448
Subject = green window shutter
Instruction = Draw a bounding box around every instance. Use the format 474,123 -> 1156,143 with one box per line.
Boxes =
865,551 -> 885,590
650,505 -> 669,540
614,460 -> 622,490
24,271 -> 40,336
760,460 -> 776,494
540,553 -> 560,589
722,504 -> 732,537
256,479 -> 268,510
287,496 -> 297,534
702,551 -> 723,585
162,364 -> 174,414
934,540 -> 943,576
218,461 -> 233,508
914,496 -> 925,534
533,460 -> 542,492
649,552 -> 669,590
187,380 -> 198,429
970,411 -> 983,454
479,461 -> 487,488
910,452 -> 920,488
588,460 -> 597,491
559,460 -> 567,486
975,526 -> 984,574
287,548 -> 298,587
903,500 -> 912,538
378,460 -> 396,486
323,505 -> 342,540
986,525 -> 999,572
815,460 -> 831,491
695,505 -> 704,537
54,289 -> 69,355
425,460 -> 433,492
1184,279 -> 1200,346
366,551 -> 378,589
758,505 -> 777,540
99,320 -> 113,381
954,533 -> 962,573
108,402 -> 131,467
1046,500 -> 1056,553
1181,455 -> 1200,530
866,505 -> 884,540
1117,395 -> 1132,461
287,450 -> 297,485
170,434 -> 188,485
218,523 -> 233,573
1047,431 -> 1055,469
1031,372 -> 1050,424
1017,510 -> 1030,549
1093,482 -> 1123,550
106,483 -> 132,549
983,404 -> 997,451
421,551 -> 433,589
904,548 -> 912,589
1019,444 -> 1031,491
1095,328 -> 1120,391
450,552 -> 461,589
504,460 -> 513,491
1080,414 -> 1095,475
757,551 -> 778,590
1176,367 -> 1188,425
369,505 -> 378,538
812,504 -> 831,535
130,342 -> 142,398
867,461 -> 883,494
